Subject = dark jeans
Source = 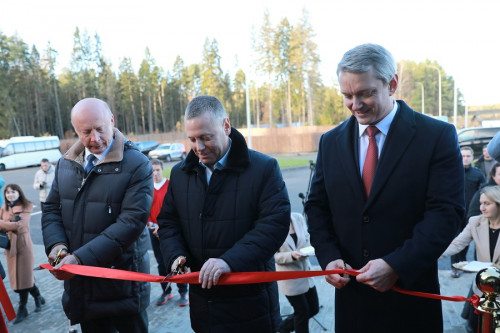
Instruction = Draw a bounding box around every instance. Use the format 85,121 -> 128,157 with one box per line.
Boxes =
149,229 -> 187,295
80,309 -> 148,333
451,245 -> 469,265
280,286 -> 319,333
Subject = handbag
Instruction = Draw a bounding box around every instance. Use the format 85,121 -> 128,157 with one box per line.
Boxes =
0,232 -> 10,250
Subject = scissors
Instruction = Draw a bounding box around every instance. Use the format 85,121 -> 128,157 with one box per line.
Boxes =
35,248 -> 66,271
161,258 -> 187,293
51,248 -> 65,267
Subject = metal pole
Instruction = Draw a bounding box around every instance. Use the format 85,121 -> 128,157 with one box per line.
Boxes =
416,82 -> 425,115
465,103 -> 468,128
245,71 -> 252,149
453,81 -> 457,127
430,65 -> 442,117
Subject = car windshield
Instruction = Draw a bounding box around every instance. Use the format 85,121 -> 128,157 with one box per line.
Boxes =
158,144 -> 171,149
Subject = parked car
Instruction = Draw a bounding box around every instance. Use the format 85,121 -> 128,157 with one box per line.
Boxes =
457,126 -> 500,157
148,142 -> 186,162
134,141 -> 159,155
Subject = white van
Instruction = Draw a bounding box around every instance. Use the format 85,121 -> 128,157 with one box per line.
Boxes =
0,136 -> 62,170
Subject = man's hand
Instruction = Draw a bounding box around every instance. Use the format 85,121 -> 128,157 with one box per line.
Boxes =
153,224 -> 159,238
48,244 -> 68,265
291,251 -> 305,261
171,256 -> 191,275
325,259 -> 351,289
199,258 -> 231,289
356,259 -> 399,292
52,254 -> 80,280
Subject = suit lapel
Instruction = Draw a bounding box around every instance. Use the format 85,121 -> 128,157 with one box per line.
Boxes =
336,117 -> 365,199
365,101 -> 417,209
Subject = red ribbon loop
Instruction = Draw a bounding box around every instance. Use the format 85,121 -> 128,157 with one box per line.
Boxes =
40,264 -> 476,305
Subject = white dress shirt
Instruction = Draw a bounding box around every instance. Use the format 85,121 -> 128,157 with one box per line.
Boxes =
358,101 -> 398,175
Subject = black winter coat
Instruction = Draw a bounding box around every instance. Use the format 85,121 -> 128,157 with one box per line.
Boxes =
42,129 -> 153,325
463,166 -> 485,221
158,127 -> 290,333
468,179 -> 495,220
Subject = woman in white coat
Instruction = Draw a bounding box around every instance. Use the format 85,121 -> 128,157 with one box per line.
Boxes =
274,212 -> 319,333
441,185 -> 500,332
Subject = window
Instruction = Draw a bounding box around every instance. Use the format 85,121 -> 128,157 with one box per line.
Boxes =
2,145 -> 13,156
24,142 -> 36,152
35,141 -> 46,150
13,143 -> 25,153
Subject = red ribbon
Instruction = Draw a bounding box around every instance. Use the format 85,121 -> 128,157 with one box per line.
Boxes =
39,264 -> 478,306
0,277 -> 16,321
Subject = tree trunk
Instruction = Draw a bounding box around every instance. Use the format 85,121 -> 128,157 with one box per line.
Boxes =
286,79 -> 292,126
53,78 -> 64,138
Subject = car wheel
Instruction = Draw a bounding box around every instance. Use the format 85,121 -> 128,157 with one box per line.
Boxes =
181,153 -> 186,160
0,164 -> 4,171
166,155 -> 172,162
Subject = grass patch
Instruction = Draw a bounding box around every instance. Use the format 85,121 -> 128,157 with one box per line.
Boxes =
276,158 -> 311,169
163,167 -> 172,178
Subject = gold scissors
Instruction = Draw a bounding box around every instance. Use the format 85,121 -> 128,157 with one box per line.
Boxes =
51,248 -> 65,267
161,258 -> 187,293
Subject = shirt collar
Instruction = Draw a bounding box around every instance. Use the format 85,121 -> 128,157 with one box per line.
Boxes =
199,137 -> 232,171
358,100 -> 398,137
84,137 -> 114,162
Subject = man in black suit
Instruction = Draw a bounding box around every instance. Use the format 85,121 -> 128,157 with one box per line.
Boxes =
305,44 -> 464,332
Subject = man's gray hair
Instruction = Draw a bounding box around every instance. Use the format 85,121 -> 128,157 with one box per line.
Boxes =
184,95 -> 228,122
337,43 -> 397,85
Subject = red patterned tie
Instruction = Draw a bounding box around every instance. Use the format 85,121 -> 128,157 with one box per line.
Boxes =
362,126 -> 379,197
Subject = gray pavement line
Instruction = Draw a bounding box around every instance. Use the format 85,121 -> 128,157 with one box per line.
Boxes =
31,211 -> 42,216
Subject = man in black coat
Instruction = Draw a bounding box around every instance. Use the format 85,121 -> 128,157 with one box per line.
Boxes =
157,95 -> 290,333
305,44 -> 464,332
42,98 -> 153,332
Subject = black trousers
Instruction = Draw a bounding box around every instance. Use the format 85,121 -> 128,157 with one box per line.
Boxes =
79,309 -> 148,333
149,229 -> 187,295
280,286 -> 320,333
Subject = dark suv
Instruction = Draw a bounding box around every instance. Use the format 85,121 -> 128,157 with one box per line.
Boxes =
457,127 -> 500,157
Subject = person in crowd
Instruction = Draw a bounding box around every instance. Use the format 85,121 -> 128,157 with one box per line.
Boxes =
274,212 -> 319,333
148,158 -> 188,307
305,43 -> 464,332
0,174 -> 5,208
441,185 -> 500,332
476,145 -> 495,179
488,130 -> 500,162
33,158 -> 55,211
0,184 -> 44,324
42,98 -> 153,332
450,147 -> 485,278
468,162 -> 500,220
157,95 -> 290,332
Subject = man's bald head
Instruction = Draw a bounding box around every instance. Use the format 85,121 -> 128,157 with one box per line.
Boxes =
71,98 -> 115,154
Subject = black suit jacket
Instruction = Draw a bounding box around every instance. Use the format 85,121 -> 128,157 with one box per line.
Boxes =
305,100 -> 465,332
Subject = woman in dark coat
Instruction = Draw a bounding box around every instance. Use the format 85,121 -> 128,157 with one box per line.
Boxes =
0,184 -> 44,324
468,162 -> 500,220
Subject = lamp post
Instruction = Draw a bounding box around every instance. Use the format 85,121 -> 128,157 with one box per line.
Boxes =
429,65 -> 442,117
415,82 -> 425,115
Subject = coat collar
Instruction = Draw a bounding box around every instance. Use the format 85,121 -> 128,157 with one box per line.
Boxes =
182,127 -> 250,173
63,128 -> 126,165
